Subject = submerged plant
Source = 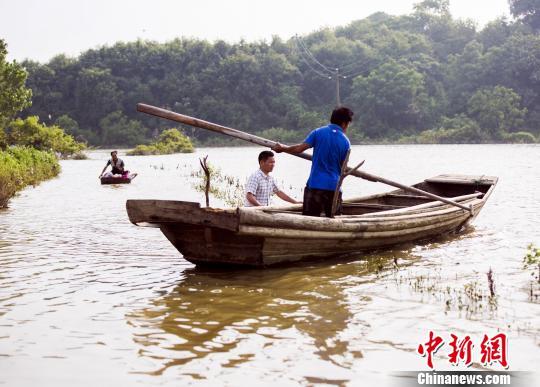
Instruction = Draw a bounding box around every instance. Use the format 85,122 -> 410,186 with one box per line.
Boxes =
396,269 -> 498,318
191,158 -> 244,207
523,243 -> 540,283
487,268 -> 496,297
523,244 -> 540,301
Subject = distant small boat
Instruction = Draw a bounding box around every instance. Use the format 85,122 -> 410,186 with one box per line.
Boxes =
126,174 -> 497,267
101,173 -> 137,185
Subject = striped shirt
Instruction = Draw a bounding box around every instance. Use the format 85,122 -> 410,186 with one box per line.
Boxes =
245,169 -> 279,206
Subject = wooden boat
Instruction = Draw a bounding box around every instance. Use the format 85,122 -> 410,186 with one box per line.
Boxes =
126,174 -> 497,267
101,173 -> 137,185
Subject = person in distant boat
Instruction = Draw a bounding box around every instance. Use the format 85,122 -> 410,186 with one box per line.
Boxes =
99,150 -> 127,178
272,106 -> 353,217
245,151 -> 300,207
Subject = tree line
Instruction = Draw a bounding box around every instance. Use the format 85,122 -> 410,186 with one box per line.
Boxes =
13,0 -> 540,145
0,38 -> 82,207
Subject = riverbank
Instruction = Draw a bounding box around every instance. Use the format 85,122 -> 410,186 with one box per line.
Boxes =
0,146 -> 60,208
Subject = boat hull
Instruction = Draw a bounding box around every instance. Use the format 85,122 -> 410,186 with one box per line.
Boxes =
159,205 -> 479,266
101,174 -> 136,185
126,174 -> 497,267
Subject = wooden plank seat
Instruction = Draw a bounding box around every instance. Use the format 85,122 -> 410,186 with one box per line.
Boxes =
386,194 -> 433,200
343,203 -> 407,210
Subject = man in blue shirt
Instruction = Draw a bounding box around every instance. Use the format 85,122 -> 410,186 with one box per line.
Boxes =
272,107 -> 353,217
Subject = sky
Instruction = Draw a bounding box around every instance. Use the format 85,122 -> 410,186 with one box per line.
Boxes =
0,0 -> 511,63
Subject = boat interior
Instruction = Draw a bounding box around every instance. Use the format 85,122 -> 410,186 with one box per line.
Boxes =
342,178 -> 493,216
265,175 -> 496,217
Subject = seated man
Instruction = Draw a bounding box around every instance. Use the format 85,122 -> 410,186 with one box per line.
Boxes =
245,151 -> 300,207
100,150 -> 126,178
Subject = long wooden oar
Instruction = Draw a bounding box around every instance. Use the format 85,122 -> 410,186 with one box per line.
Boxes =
137,103 -> 473,213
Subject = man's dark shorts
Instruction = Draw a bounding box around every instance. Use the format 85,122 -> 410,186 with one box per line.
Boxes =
302,187 -> 342,217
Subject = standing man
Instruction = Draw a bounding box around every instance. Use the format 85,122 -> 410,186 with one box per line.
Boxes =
272,106 -> 353,217
99,150 -> 125,178
245,151 -> 300,207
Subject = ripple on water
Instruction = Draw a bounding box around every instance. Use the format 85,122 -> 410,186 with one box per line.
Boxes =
0,146 -> 539,385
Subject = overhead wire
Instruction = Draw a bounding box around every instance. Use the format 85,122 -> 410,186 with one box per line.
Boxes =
293,39 -> 334,79
340,60 -> 382,78
298,55 -> 334,79
295,35 -> 384,80
295,35 -> 335,75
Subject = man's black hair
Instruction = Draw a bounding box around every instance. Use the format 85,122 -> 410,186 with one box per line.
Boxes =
330,106 -> 354,126
111,150 -> 117,156
258,150 -> 274,163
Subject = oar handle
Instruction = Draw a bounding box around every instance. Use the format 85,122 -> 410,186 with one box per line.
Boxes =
136,103 -> 473,214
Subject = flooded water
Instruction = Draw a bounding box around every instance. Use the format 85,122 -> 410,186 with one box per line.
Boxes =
0,145 -> 539,386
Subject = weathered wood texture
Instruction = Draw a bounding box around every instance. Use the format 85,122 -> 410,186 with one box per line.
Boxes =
260,218 -> 468,265
125,174 -> 498,267
126,200 -> 239,231
160,224 -> 264,266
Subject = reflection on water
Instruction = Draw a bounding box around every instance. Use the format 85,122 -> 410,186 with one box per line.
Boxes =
128,252 -> 414,381
0,146 -> 539,386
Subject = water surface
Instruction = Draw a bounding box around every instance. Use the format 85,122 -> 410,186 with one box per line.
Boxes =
0,145 -> 539,386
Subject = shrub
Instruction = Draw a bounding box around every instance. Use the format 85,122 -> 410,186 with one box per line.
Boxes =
5,116 -> 86,158
71,151 -> 88,160
127,128 -> 194,155
501,131 -> 537,143
0,146 -> 60,207
0,128 -> 6,148
400,115 -> 489,144
128,144 -> 156,155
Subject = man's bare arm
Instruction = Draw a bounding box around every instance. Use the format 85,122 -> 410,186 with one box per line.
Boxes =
272,142 -> 310,154
246,192 -> 261,206
276,190 -> 301,204
99,165 -> 108,178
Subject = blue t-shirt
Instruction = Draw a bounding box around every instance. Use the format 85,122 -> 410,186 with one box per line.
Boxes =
304,124 -> 351,191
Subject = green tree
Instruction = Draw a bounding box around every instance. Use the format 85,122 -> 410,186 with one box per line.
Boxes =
348,60 -> 431,138
54,114 -> 79,135
55,114 -> 97,144
444,40 -> 486,115
509,0 -> 540,30
478,18 -> 514,49
18,7 -> 540,144
467,86 -> 527,139
482,33 -> 540,134
75,67 -> 121,131
414,0 -> 451,15
99,111 -> 147,146
0,39 -> 32,132
411,0 -> 476,59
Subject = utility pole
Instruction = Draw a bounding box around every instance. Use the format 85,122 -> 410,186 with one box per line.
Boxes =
296,35 -> 366,108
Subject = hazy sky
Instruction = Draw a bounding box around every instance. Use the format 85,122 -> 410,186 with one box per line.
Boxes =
1,0 -> 511,63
